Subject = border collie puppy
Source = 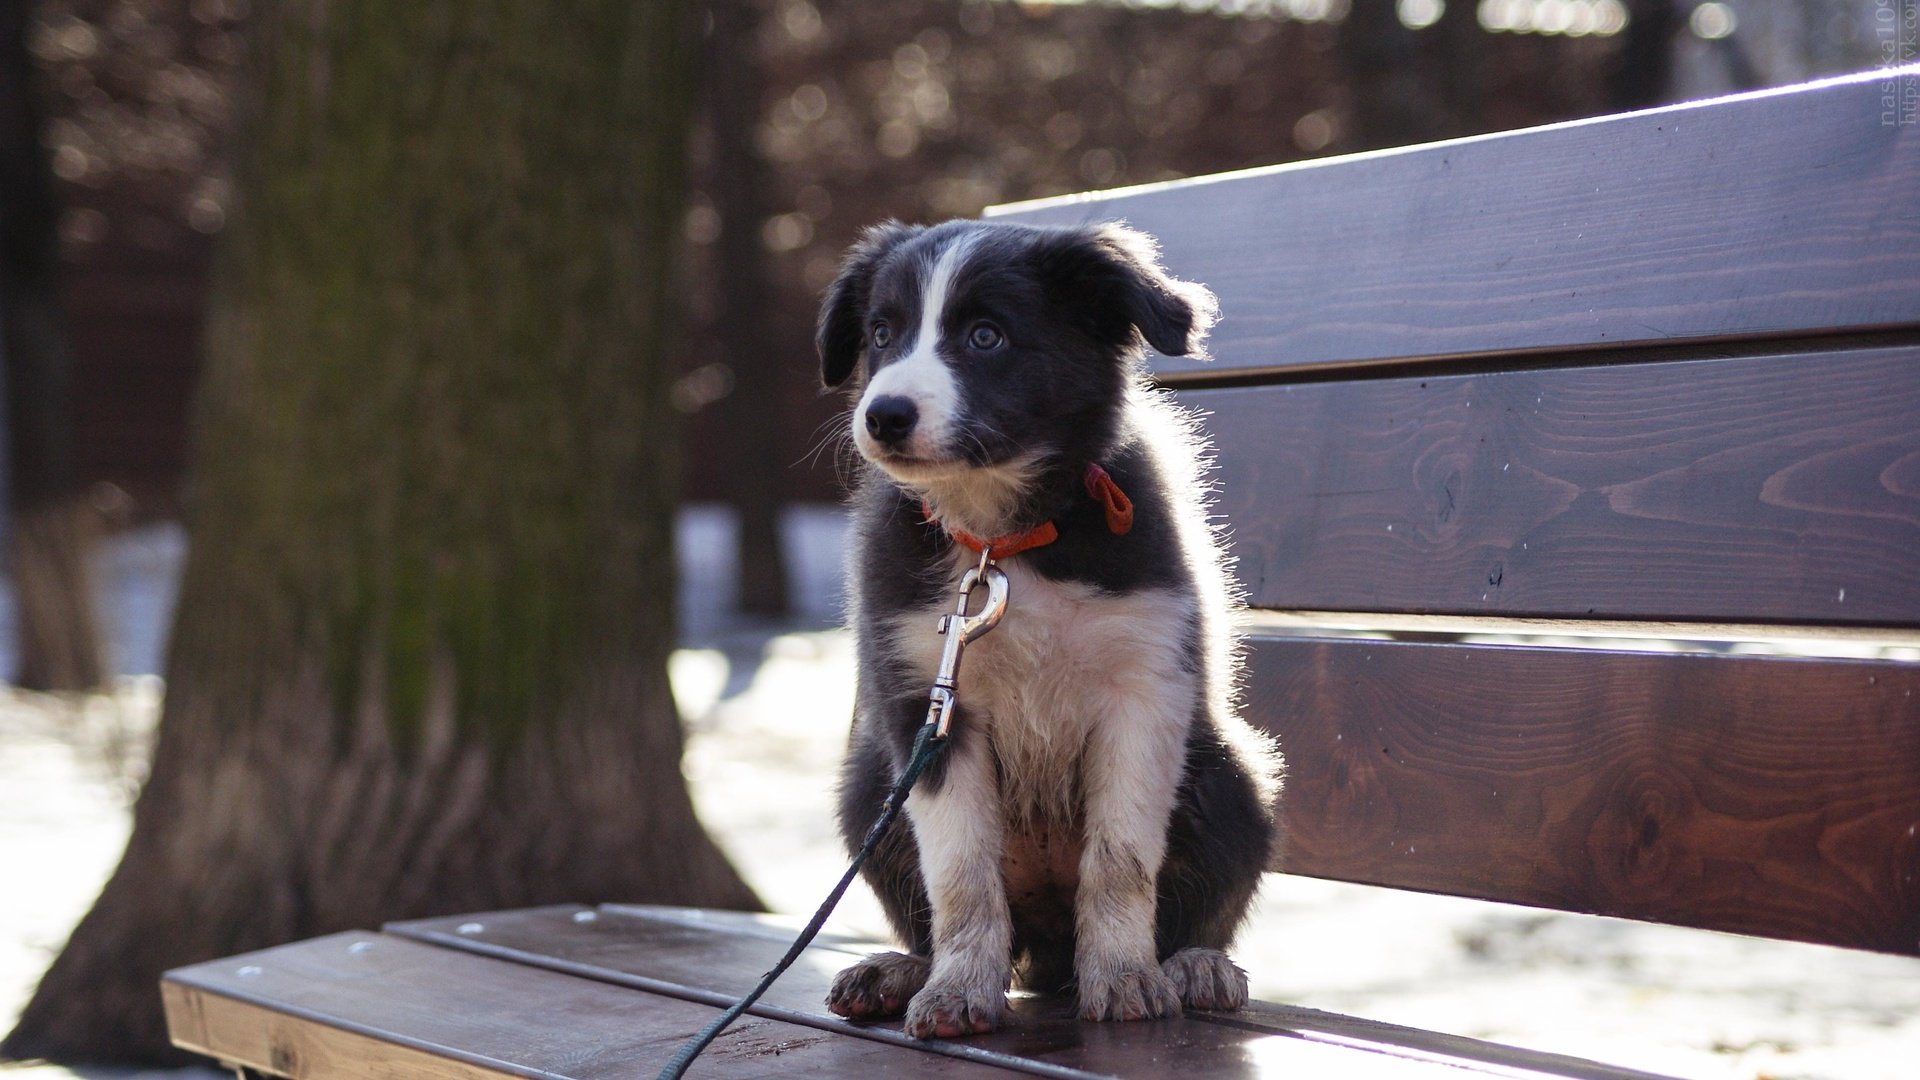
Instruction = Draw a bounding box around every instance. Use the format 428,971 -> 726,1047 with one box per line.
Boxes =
819,219 -> 1280,1038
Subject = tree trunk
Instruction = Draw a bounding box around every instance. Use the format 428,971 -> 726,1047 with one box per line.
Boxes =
1609,0 -> 1681,109
706,0 -> 791,618
2,0 -> 759,1065
7,501 -> 105,689
1336,0 -> 1431,151
1424,0 -> 1485,139
1335,0 -> 1487,152
1,0 -> 106,691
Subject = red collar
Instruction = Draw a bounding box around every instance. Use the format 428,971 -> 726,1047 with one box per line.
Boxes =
923,463 -> 1133,560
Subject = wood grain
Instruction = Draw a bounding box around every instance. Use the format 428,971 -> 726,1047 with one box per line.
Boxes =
161,931 -> 1012,1079
163,980 -> 545,1080
161,911 -> 1656,1080
386,905 -> 1674,1080
1183,348 -> 1920,623
1243,636 -> 1920,953
992,67 -> 1920,378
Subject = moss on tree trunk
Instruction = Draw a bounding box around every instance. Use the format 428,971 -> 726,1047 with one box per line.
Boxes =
2,0 -> 760,1064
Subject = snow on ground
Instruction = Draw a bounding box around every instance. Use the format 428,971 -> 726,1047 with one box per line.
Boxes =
3,509 -> 1918,1079
0,681 -> 224,1080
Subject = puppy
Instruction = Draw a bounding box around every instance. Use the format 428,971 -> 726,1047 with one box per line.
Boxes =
818,219 -> 1280,1038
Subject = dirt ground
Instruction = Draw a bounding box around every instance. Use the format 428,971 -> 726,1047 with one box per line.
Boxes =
3,513 -> 1917,1079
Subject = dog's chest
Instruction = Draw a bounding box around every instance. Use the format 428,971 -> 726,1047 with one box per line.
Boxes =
886,559 -> 1195,818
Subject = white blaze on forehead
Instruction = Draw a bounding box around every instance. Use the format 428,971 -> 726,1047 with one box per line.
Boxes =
912,232 -> 975,359
854,233 -> 978,466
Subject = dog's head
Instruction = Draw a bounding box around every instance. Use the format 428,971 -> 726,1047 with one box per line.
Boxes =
817,220 -> 1216,487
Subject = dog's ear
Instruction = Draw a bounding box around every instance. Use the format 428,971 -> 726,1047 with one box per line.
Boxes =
817,221 -> 922,388
1039,223 -> 1218,360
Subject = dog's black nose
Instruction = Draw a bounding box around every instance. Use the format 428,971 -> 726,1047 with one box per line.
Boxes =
864,395 -> 919,445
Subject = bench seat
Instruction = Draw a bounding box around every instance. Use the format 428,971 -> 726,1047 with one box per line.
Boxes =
162,903 -> 1684,1079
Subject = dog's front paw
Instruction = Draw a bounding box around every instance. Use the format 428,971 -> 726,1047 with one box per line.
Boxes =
902,976 -> 1007,1038
1160,947 -> 1249,1011
1078,962 -> 1182,1022
827,951 -> 930,1019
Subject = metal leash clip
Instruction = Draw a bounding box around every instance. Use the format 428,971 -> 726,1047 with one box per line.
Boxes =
925,549 -> 1009,740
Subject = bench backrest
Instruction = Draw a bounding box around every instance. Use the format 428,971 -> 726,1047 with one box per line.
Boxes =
992,67 -> 1920,956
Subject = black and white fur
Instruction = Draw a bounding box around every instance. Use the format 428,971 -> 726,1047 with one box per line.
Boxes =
819,219 -> 1280,1038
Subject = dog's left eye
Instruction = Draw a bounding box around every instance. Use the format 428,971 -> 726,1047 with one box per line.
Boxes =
967,323 -> 1005,351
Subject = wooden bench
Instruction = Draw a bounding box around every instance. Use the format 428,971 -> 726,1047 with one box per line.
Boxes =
163,66 -> 1920,1077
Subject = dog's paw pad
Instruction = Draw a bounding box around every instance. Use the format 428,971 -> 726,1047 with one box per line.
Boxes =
827,951 -> 930,1019
902,980 -> 1006,1038
1078,963 -> 1182,1022
1160,947 -> 1249,1012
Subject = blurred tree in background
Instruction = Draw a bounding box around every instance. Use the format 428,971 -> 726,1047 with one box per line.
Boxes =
703,0 -> 794,616
1,0 -> 758,1064
1,0 -> 103,691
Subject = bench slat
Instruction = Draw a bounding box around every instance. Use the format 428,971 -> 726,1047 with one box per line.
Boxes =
383,905 -> 1681,1080
993,67 -> 1920,378
1182,348 -> 1920,624
1244,635 -> 1920,953
168,911 -> 1671,1079
161,931 -> 1017,1079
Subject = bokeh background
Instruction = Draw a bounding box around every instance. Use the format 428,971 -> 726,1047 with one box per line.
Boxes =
9,0 -> 1897,573
2,2 -> 1915,1078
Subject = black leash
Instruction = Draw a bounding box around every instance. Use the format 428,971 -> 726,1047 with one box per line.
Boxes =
655,724 -> 947,1080
658,551 -> 1009,1079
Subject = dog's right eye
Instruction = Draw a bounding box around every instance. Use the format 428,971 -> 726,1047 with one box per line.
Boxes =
870,323 -> 892,350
